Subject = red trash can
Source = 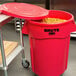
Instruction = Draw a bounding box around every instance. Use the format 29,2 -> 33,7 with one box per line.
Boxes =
25,10 -> 76,76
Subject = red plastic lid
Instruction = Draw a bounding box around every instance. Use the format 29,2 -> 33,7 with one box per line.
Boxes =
1,3 -> 49,20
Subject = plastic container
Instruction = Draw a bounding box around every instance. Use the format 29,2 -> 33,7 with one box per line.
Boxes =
25,10 -> 76,76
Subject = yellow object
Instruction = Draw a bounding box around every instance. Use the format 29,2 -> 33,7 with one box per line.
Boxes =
42,18 -> 66,24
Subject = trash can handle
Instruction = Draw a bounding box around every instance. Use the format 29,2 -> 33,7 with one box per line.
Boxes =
70,23 -> 76,33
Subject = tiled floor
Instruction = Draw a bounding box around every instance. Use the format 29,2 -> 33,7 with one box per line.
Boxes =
0,22 -> 76,76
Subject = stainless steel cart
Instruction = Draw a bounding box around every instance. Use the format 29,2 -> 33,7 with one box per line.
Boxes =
0,14 -> 29,76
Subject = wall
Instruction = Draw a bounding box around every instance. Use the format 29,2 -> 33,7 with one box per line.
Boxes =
0,0 -> 45,4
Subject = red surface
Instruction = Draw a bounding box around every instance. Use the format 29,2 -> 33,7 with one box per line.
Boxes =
30,36 -> 70,76
22,21 -> 28,34
1,2 -> 48,20
26,10 -> 76,76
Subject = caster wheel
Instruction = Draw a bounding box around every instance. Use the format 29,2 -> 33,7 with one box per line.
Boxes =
22,60 -> 30,69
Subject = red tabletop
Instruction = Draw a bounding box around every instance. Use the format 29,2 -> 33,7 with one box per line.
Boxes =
1,3 -> 49,20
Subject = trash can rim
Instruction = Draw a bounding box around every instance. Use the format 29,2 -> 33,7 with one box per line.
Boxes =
28,10 -> 74,27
